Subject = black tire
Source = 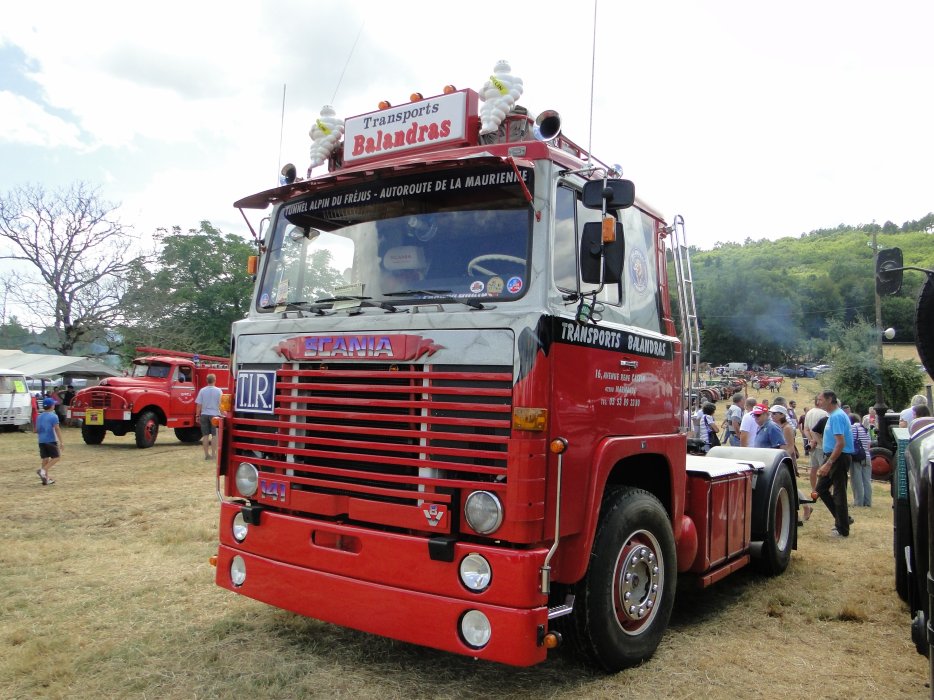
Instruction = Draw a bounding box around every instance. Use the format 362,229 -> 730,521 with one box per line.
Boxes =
753,466 -> 795,576
81,425 -> 106,445
560,487 -> 677,672
894,498 -> 912,602
174,427 -> 202,443
135,410 -> 159,448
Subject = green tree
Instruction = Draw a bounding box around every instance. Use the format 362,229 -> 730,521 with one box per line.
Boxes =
0,316 -> 33,350
822,319 -> 924,415
121,222 -> 255,358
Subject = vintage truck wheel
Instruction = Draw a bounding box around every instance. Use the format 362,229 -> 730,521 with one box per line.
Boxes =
81,425 -> 106,445
563,486 -> 676,672
871,446 -> 894,481
752,466 -> 794,576
135,411 -> 159,448
174,427 -> 202,443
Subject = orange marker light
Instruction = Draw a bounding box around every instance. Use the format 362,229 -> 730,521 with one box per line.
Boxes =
410,92 -> 423,102
443,84 -> 457,94
549,438 -> 568,454
378,100 -> 391,109
602,214 -> 617,243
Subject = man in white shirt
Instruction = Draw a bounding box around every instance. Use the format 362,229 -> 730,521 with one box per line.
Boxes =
899,395 -> 928,427
195,373 -> 224,461
739,397 -> 759,447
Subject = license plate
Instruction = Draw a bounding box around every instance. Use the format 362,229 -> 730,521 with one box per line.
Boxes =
86,409 -> 104,425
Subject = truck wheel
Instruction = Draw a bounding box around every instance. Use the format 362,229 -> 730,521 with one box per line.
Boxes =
894,498 -> 912,602
174,427 -> 202,443
135,411 -> 159,448
562,486 -> 676,672
753,466 -> 794,576
81,425 -> 106,445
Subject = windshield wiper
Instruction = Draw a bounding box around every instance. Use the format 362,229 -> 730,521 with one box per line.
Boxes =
259,301 -> 324,316
260,301 -> 330,316
383,290 -> 486,310
312,295 -> 400,313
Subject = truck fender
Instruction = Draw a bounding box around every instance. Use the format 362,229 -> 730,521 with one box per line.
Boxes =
557,434 -> 686,584
707,446 -> 797,544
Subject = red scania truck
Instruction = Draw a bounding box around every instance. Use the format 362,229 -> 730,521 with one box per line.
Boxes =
213,72 -> 798,671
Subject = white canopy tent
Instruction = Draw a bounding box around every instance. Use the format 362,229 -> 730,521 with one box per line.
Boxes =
0,350 -> 121,381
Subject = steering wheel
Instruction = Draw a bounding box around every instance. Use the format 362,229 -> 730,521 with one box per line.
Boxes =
467,254 -> 526,277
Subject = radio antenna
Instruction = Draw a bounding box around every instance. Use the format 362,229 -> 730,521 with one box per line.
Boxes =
277,83 -> 286,184
331,22 -> 365,104
586,0 -> 598,167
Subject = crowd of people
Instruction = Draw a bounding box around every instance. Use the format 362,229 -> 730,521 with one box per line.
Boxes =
693,389 -> 932,540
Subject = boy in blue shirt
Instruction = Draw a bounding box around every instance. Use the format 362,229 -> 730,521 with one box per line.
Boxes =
36,397 -> 63,485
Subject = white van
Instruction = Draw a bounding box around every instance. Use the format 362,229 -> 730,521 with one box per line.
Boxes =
726,362 -> 748,372
0,369 -> 32,430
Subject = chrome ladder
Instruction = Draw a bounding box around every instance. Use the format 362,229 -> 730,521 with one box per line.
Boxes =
667,214 -> 701,432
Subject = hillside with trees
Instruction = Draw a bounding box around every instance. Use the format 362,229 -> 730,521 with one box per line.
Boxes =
690,218 -> 934,366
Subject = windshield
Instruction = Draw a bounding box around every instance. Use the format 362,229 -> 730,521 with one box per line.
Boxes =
131,363 -> 171,379
256,164 -> 532,311
0,375 -> 27,393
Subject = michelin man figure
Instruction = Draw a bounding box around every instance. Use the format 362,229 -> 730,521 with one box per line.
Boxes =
308,105 -> 344,172
478,60 -> 524,135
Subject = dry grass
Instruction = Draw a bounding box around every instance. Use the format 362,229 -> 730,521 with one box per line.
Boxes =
0,426 -> 929,699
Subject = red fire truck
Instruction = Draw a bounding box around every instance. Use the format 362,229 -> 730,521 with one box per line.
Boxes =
69,347 -> 230,448
212,70 -> 798,671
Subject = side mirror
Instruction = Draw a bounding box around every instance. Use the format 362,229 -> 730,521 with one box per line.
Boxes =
580,221 -> 624,284
876,247 -> 903,296
582,179 -> 635,210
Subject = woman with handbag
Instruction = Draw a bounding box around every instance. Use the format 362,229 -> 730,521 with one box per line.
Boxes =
701,402 -> 721,454
849,413 -> 872,507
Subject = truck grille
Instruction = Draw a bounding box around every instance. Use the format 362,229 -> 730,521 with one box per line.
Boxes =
230,363 -> 513,532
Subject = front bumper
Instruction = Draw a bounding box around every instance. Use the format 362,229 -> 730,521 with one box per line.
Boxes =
215,501 -> 551,666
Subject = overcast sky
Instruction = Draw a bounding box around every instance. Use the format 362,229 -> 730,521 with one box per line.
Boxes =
1,0 -> 932,252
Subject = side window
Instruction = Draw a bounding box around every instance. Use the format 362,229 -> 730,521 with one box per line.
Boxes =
552,184 -> 621,306
619,209 -> 661,333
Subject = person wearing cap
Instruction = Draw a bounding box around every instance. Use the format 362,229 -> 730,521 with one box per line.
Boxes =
753,404 -> 785,449
815,390 -> 853,538
769,405 -> 798,470
35,396 -> 63,485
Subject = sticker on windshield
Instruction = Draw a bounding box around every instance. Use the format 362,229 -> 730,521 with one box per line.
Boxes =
506,276 -> 523,294
276,279 -> 289,305
469,280 -> 485,294
487,276 -> 504,295
260,292 -> 270,307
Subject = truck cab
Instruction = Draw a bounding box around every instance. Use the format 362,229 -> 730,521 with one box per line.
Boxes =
213,69 -> 797,671
69,348 -> 229,448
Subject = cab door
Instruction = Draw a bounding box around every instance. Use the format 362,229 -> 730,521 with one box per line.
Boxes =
169,365 -> 196,426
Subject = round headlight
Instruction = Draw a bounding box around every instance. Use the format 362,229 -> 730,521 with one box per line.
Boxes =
232,512 -> 248,542
235,462 -> 259,497
459,609 -> 492,649
230,555 -> 247,586
464,491 -> 503,535
459,553 -> 492,592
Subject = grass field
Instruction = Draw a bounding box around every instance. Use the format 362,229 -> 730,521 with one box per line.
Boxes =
1,426 -> 930,699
